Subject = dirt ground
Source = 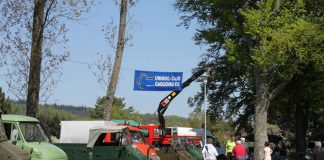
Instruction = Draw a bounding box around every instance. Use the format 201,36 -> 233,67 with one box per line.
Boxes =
156,148 -> 180,160
156,148 -> 192,160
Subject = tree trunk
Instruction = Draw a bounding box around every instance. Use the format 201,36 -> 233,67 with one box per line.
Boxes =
0,87 -> 4,112
295,102 -> 309,159
254,92 -> 270,160
254,73 -> 270,160
26,0 -> 44,118
253,67 -> 292,160
103,0 -> 128,120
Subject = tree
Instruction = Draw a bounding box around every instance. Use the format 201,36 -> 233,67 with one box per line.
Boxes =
0,0 -> 93,117
241,2 -> 322,158
38,106 -> 80,138
103,0 -> 137,120
268,65 -> 324,158
188,109 -> 233,144
188,109 -> 204,128
176,1 -> 323,159
88,53 -> 113,91
91,96 -> 141,122
0,87 -> 12,114
26,0 -> 46,118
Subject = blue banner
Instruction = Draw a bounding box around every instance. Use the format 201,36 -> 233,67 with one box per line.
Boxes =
134,70 -> 183,91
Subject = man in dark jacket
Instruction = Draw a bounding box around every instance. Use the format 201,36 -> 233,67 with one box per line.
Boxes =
312,141 -> 324,160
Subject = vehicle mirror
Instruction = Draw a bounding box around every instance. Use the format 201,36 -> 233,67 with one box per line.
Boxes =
11,129 -> 18,145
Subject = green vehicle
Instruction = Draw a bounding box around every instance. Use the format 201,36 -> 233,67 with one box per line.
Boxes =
2,114 -> 68,160
0,111 -> 31,160
55,125 -> 159,160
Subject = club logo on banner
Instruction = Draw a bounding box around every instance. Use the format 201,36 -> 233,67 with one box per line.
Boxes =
134,70 -> 183,91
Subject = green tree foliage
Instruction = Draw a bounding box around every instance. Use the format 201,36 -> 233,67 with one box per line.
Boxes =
176,0 -> 323,159
243,1 -> 322,158
138,113 -> 191,127
188,110 -> 204,128
269,65 -> 324,157
43,104 -> 91,118
188,109 -> 233,145
0,87 -> 12,113
38,107 -> 80,138
176,0 -> 258,133
162,115 -> 191,127
208,118 -> 233,145
91,96 -> 141,122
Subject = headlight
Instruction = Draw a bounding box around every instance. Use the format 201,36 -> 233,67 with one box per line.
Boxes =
149,155 -> 160,160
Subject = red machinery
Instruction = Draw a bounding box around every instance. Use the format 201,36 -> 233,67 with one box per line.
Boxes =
139,124 -> 202,146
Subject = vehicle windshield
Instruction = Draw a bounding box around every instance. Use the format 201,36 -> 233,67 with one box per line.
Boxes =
19,122 -> 49,142
130,130 -> 147,144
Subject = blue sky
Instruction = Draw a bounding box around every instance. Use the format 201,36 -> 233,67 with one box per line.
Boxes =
2,1 -> 207,117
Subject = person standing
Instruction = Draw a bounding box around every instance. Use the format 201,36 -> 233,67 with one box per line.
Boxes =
226,134 -> 236,160
264,142 -> 273,160
311,141 -> 324,160
232,140 -> 247,160
202,138 -> 219,160
240,137 -> 249,159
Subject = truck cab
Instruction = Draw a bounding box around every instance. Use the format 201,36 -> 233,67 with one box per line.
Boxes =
0,112 -> 31,160
2,114 -> 68,160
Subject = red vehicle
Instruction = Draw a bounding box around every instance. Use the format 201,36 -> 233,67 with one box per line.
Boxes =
138,124 -> 202,147
138,124 -> 161,145
112,124 -> 158,156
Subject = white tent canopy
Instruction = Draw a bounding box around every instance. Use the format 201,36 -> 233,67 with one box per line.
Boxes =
59,121 -> 117,143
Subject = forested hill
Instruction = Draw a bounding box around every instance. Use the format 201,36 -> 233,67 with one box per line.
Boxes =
9,100 -> 91,118
139,113 -> 191,127
42,103 -> 91,118
5,100 -> 225,142
9,100 -> 190,126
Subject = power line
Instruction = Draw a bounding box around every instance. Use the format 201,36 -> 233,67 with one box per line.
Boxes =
66,59 -> 195,73
0,72 -> 15,77
67,59 -> 137,71
0,58 -> 195,77
68,60 -> 92,66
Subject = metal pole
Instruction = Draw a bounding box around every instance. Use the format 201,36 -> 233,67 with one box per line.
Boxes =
201,72 -> 209,146
204,80 -> 207,145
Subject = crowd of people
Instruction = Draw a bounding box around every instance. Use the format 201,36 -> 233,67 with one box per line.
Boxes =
224,135 -> 251,160
202,134 -> 324,160
202,134 -> 289,160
